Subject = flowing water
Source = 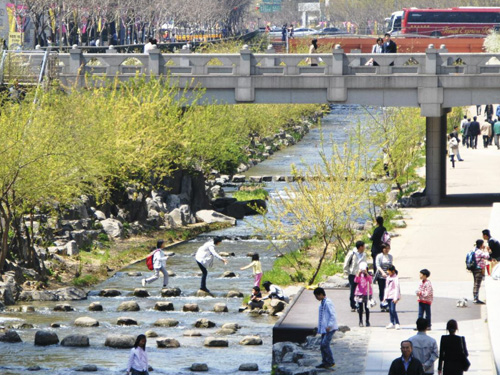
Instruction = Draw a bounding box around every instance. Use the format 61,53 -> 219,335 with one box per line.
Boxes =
0,105 -> 370,375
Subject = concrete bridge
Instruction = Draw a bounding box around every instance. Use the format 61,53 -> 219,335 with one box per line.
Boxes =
10,44 -> 500,205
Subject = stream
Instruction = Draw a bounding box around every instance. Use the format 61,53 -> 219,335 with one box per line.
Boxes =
0,105 -> 369,375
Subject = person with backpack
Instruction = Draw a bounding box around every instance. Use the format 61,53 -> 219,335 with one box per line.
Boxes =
370,216 -> 387,271
195,237 -> 227,294
482,229 -> 500,261
343,241 -> 367,312
469,239 -> 491,304
142,240 -> 169,288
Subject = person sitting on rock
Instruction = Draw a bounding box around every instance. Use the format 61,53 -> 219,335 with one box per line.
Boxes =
142,240 -> 169,289
248,286 -> 264,310
262,281 -> 288,303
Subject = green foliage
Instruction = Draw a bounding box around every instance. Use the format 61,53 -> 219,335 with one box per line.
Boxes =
232,188 -> 269,201
97,233 -> 110,243
72,274 -> 99,287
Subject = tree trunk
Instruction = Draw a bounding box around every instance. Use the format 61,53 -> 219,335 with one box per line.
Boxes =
0,209 -> 11,272
308,241 -> 330,285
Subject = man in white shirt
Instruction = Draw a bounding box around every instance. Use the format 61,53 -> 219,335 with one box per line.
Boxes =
314,287 -> 338,369
195,237 -> 227,294
142,240 -> 169,288
144,37 -> 154,54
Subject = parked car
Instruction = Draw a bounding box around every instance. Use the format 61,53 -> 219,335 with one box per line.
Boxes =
319,27 -> 347,35
292,28 -> 318,37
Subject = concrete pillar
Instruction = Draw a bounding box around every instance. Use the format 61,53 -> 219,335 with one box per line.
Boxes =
69,47 -> 83,87
148,48 -> 161,76
425,111 -> 448,205
331,45 -> 344,75
235,46 -> 254,102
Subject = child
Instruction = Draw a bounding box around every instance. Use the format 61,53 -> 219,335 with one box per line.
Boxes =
142,240 -> 169,288
240,253 -> 263,287
383,265 -> 401,330
248,286 -> 264,310
354,262 -> 373,327
416,268 -> 433,329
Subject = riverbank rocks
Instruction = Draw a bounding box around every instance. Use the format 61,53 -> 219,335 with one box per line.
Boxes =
196,289 -> 213,297
74,317 -> 99,327
0,330 -> 22,343
213,303 -> 228,312
104,334 -> 135,349
12,323 -> 34,329
273,342 -> 299,364
239,363 -> 259,371
240,336 -> 263,345
55,287 -> 87,301
226,290 -> 243,298
117,301 -> 140,312
221,271 -> 237,278
53,304 -> 74,312
145,330 -> 158,337
154,302 -> 174,311
154,319 -> 179,327
99,289 -> 121,297
117,317 -> 138,326
275,364 -> 317,375
23,306 -> 35,312
88,302 -> 103,311
232,175 -> 246,183
74,365 -> 98,372
133,288 -> 150,297
156,337 -> 180,348
190,363 -> 209,372
34,330 -> 59,346
61,334 -> 90,347
194,319 -> 216,328
183,303 -> 199,312
195,210 -> 236,226
101,218 -> 124,238
204,337 -> 228,347
268,300 -> 287,316
183,330 -> 202,337
319,274 -> 349,289
161,287 -> 181,297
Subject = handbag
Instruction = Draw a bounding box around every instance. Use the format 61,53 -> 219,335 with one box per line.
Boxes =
460,336 -> 471,371
368,279 -> 377,307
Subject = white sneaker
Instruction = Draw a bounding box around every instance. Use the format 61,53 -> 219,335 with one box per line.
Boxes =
395,324 -> 401,330
386,323 -> 395,329
141,279 -> 146,287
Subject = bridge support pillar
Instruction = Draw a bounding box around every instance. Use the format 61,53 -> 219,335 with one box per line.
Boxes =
425,109 -> 450,205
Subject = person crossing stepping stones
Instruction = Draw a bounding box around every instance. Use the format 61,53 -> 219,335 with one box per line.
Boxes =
142,240 -> 170,289
195,237 -> 228,295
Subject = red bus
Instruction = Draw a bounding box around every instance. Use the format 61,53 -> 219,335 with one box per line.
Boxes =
401,7 -> 500,37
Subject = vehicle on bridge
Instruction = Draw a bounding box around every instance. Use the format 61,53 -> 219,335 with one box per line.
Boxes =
400,7 -> 500,37
385,11 -> 403,35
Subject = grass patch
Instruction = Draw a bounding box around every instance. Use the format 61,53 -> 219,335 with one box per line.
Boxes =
72,274 -> 100,287
232,188 -> 269,201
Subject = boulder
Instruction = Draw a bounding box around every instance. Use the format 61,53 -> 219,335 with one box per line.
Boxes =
213,303 -> 228,313
183,303 -> 199,312
53,304 -> 74,312
239,363 -> 259,371
156,337 -> 181,348
74,365 -> 98,372
133,288 -> 150,298
269,300 -> 287,316
145,330 -> 158,337
194,319 -> 216,328
195,210 -> 236,226
101,218 -> 124,238
0,285 -> 16,305
104,334 -> 135,349
61,334 -> 90,347
319,275 -> 349,289
272,342 -> 299,364
226,290 -> 243,298
88,302 -> 103,311
27,366 -> 41,371
221,323 -> 240,331
338,325 -> 351,333
34,330 -> 59,346
0,330 -> 22,343
154,302 -> 174,311
117,317 -> 138,326
161,287 -> 181,297
190,363 -> 209,372
18,290 -> 57,301
12,323 -> 34,329
221,271 -> 237,278
94,210 -> 106,220
240,336 -> 263,345
392,219 -> 407,228
180,204 -> 196,224
51,323 -> 60,328
275,364 -> 317,375
204,337 -> 228,347
117,301 -> 140,312
74,317 -> 99,327
211,197 -> 237,209
183,330 -> 202,337
232,175 -> 246,183
23,306 -> 35,312
99,289 -> 121,297
153,319 -> 179,327
169,208 -> 185,227
220,203 -> 245,220
65,241 -> 79,256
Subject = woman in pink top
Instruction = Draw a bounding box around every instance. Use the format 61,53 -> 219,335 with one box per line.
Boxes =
383,265 -> 401,329
354,262 -> 373,327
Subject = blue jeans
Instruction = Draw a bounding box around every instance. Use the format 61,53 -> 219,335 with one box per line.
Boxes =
387,299 -> 400,325
418,302 -> 431,328
320,330 -> 335,366
348,274 -> 357,309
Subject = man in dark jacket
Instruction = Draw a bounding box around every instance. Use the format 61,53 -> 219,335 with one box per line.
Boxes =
469,116 -> 480,149
462,118 -> 471,148
483,229 -> 500,261
382,33 -> 397,53
389,340 -> 425,375
370,216 -> 386,270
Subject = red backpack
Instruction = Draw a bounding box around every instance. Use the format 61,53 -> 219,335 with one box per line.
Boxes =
146,250 -> 159,270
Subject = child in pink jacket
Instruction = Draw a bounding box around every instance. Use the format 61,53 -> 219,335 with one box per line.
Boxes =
416,268 -> 433,329
383,265 -> 401,329
354,262 -> 373,327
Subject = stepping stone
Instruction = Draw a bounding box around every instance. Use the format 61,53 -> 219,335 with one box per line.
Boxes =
154,302 -> 174,311
222,323 -> 240,331
117,317 -> 138,326
98,289 -> 121,297
196,290 -> 214,298
74,317 -> 99,327
117,301 -> 140,312
183,303 -> 199,312
226,290 -> 243,298
104,334 -> 135,348
239,336 -> 263,345
0,330 -> 22,343
51,323 -> 60,328
194,319 -> 216,328
216,329 -> 236,335
88,302 -> 103,311
239,363 -> 259,371
34,330 -> 59,346
161,287 -> 181,297
183,330 -> 202,337
145,330 -> 158,338
190,363 -> 208,372
213,303 -> 228,313
167,270 -> 176,277
221,271 -> 237,278
61,334 -> 90,347
153,319 -> 179,327
53,304 -> 74,312
127,272 -> 142,277
156,337 -> 180,348
133,288 -> 150,298
204,337 -> 228,347
74,365 -> 97,372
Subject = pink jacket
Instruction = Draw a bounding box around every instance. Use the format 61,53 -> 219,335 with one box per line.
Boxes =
354,274 -> 373,296
383,274 -> 401,301
417,279 -> 433,305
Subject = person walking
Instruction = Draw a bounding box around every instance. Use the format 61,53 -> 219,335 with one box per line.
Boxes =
354,262 -> 373,327
448,134 -> 458,168
469,116 -> 480,149
313,287 -> 338,370
383,265 -> 401,329
127,334 -> 149,375
382,33 -> 397,53
438,320 -> 469,375
493,118 -> 500,149
370,216 -> 387,271
462,118 -> 471,148
306,39 -> 319,66
375,243 -> 393,311
416,269 -> 433,329
470,239 -> 491,304
142,240 -> 169,288
482,229 -> 500,261
409,318 -> 439,375
240,253 -> 263,287
195,237 -> 227,294
450,126 -> 464,161
343,240 -> 367,312
281,24 -> 288,42
480,119 -> 492,148
496,105 -> 500,120
388,340 -> 425,375
485,104 -> 494,121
